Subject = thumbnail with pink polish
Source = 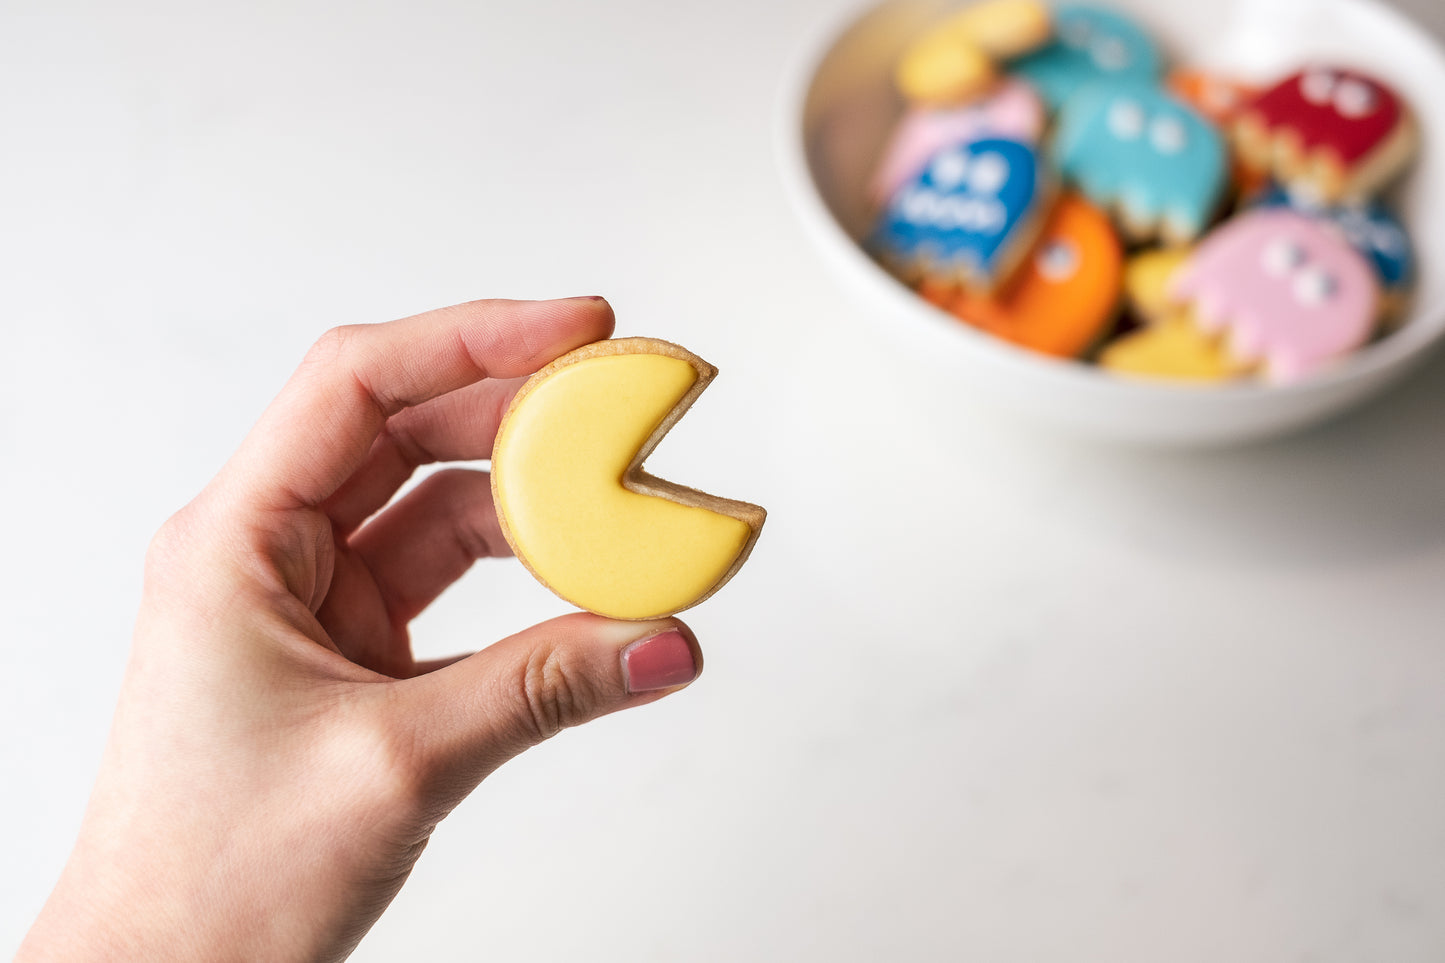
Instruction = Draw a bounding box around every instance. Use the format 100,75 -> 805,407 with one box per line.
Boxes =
623,631 -> 696,693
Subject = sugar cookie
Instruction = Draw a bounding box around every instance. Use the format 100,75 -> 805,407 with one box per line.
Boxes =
1098,316 -> 1240,382
1122,246 -> 1192,320
896,29 -> 998,106
1099,246 -> 1242,381
925,193 -> 1121,358
1234,67 -> 1417,203
1167,69 -> 1259,126
870,79 -> 1046,207
1055,80 -> 1228,244
949,0 -> 1053,60
1170,208 -> 1380,382
895,0 -> 1052,105
871,136 -> 1054,292
1249,183 -> 1414,321
1012,5 -> 1162,112
491,338 -> 765,620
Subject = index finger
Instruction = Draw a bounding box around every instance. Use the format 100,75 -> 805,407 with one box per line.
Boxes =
217,297 -> 615,512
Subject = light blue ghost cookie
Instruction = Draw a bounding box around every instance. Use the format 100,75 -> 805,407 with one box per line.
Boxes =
1054,80 -> 1227,244
1250,183 -> 1413,312
871,137 -> 1051,291
1011,5 -> 1162,112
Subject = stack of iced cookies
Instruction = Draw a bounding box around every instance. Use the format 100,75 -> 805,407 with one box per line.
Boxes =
866,0 -> 1419,384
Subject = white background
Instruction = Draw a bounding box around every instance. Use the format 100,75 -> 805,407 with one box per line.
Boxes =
4,1 -> 1445,960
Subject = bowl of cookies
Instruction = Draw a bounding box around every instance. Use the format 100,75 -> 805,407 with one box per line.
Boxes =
780,0 -> 1445,445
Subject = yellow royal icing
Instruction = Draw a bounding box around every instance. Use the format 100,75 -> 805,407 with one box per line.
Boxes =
1099,314 -> 1239,382
1125,247 -> 1193,320
492,346 -> 759,620
895,0 -> 1051,105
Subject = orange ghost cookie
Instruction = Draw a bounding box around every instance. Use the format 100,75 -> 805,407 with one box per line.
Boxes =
923,193 -> 1122,358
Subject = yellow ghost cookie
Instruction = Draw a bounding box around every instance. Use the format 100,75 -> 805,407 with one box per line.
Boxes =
491,338 -> 765,620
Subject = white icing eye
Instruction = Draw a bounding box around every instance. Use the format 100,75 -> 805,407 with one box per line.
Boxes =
1061,19 -> 1092,48
1091,36 -> 1131,71
1107,100 -> 1145,140
1293,266 -> 1337,305
1262,237 -> 1306,277
966,152 -> 1010,196
1149,116 -> 1187,155
1035,240 -> 1080,282
930,149 -> 970,190
1300,69 -> 1337,105
1334,79 -> 1377,118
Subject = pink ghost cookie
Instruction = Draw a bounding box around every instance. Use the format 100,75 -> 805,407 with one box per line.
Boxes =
870,78 -> 1046,207
1170,208 -> 1379,383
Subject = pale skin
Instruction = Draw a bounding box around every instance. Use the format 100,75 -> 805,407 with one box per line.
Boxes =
18,296 -> 702,962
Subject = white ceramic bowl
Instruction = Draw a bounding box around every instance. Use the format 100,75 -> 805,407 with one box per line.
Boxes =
779,0 -> 1445,445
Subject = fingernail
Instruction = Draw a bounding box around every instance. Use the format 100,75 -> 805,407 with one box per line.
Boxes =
622,630 -> 697,693
565,295 -> 606,301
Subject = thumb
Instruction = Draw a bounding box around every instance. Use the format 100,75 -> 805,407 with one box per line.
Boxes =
401,613 -> 702,792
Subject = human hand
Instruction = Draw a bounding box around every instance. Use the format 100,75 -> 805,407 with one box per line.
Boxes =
19,297 -> 703,962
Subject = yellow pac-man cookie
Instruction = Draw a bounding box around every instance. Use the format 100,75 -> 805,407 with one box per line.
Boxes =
896,29 -> 998,105
491,338 -> 765,620
896,0 -> 1052,105
1100,247 -> 1243,382
1098,316 -> 1241,382
1124,246 -> 1193,321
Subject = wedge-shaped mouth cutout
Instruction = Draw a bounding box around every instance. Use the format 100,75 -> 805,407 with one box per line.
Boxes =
491,338 -> 765,620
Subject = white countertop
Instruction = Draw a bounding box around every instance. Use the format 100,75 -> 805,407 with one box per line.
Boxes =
4,1 -> 1445,960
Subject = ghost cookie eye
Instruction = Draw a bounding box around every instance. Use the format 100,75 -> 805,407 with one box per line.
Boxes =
1334,80 -> 1377,119
1149,116 -> 1186,154
1107,99 -> 1145,139
1293,266 -> 1337,305
1261,238 -> 1306,276
1300,69 -> 1337,105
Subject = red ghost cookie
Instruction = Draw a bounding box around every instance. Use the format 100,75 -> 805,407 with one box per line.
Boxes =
1234,67 -> 1416,203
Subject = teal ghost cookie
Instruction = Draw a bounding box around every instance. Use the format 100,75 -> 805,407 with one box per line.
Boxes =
1012,5 -> 1162,112
1055,79 -> 1227,245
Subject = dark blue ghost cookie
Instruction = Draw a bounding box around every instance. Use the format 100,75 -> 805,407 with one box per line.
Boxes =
871,136 -> 1053,293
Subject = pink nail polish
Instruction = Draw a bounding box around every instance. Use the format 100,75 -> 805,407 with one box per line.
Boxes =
623,631 -> 697,693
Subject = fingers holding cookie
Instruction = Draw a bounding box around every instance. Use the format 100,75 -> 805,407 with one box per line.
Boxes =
219,297 -> 615,519
345,467 -> 511,626
321,375 -> 528,535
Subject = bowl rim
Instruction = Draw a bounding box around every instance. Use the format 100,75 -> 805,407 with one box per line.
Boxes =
775,0 -> 1445,404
